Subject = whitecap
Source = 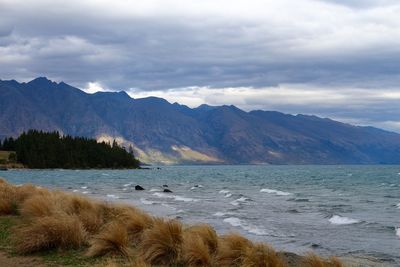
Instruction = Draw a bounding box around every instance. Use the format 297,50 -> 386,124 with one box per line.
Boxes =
81,186 -> 88,189
223,217 -> 268,236
173,196 -> 197,202
260,188 -> 292,196
329,215 -> 360,225
230,197 -> 248,206
224,217 -> 242,227
82,191 -> 89,194
396,228 -> 400,238
72,189 -> 79,192
150,188 -> 162,192
396,203 -> 400,209
225,193 -> 232,198
214,211 -> 236,217
219,190 -> 230,194
191,184 -> 204,190
106,194 -> 119,199
153,192 -> 198,202
123,183 -> 132,187
140,198 -> 155,205
101,173 -> 110,176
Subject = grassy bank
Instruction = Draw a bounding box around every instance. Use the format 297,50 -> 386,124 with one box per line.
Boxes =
0,178 -> 344,267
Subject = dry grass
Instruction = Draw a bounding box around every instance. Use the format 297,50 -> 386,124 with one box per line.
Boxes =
242,243 -> 284,267
182,233 -> 213,266
13,214 -> 87,253
184,224 -> 218,254
87,221 -> 131,257
0,179 -> 346,267
0,182 -> 18,215
139,219 -> 183,266
217,233 -> 253,267
302,254 -> 344,267
20,193 -> 57,218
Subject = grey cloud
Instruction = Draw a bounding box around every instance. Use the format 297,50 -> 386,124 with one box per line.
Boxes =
0,0 -> 400,132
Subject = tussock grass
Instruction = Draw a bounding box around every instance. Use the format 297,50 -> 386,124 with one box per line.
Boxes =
242,243 -> 284,267
217,233 -> 253,266
184,224 -> 218,254
0,179 -> 346,267
182,233 -> 214,266
139,219 -> 183,265
13,214 -> 87,253
302,253 -> 344,267
0,182 -> 18,215
87,221 -> 131,257
20,193 -> 57,218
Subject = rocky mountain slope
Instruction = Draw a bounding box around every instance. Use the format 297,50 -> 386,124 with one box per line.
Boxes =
1,77 -> 400,164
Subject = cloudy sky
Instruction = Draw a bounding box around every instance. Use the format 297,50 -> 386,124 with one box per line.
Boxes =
1,0 -> 400,132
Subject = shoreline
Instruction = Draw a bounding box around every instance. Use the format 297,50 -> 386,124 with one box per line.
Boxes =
0,179 -> 392,267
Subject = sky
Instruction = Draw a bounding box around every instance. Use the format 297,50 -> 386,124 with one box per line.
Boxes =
1,0 -> 400,132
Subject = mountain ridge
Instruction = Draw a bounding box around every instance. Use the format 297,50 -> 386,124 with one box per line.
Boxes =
1,77 -> 400,164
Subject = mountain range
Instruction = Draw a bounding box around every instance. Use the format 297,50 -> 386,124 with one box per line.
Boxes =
1,77 -> 400,164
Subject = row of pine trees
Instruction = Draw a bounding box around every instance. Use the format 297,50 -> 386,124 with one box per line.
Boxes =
0,130 -> 140,169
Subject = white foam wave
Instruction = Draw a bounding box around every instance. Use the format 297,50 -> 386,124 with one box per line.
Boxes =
153,192 -> 198,202
140,198 -> 155,205
230,197 -> 249,206
82,191 -> 89,194
219,190 -> 230,194
329,215 -> 360,225
190,184 -> 204,190
214,211 -> 236,217
396,228 -> 400,238
396,203 -> 400,209
106,194 -> 119,199
225,193 -> 232,198
123,183 -> 132,187
149,188 -> 162,192
81,186 -> 87,189
260,188 -> 292,196
72,189 -> 79,192
223,217 -> 268,236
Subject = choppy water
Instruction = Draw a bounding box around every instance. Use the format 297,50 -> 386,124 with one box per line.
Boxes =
2,165 -> 400,264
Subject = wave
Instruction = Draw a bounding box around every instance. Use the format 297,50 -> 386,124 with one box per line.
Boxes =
260,188 -> 292,196
230,196 -> 249,206
190,184 -> 204,190
396,228 -> 400,238
213,211 -> 236,217
106,194 -> 119,199
140,198 -> 155,205
223,217 -> 268,236
224,193 -> 232,198
123,183 -> 132,187
153,192 -> 198,202
328,215 -> 360,225
219,190 -> 230,194
82,191 -> 89,194
149,188 -> 162,192
288,198 -> 309,202
396,203 -> 400,209
80,186 -> 88,189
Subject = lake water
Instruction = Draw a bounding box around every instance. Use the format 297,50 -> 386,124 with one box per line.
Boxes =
1,165 -> 400,264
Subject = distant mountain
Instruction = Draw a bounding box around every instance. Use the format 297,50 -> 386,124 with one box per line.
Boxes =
1,77 -> 400,164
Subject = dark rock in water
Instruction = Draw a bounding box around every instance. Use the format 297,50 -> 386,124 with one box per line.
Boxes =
157,167 -> 161,170
162,184 -> 168,187
135,185 -> 145,190
163,188 -> 173,193
310,243 -> 320,248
